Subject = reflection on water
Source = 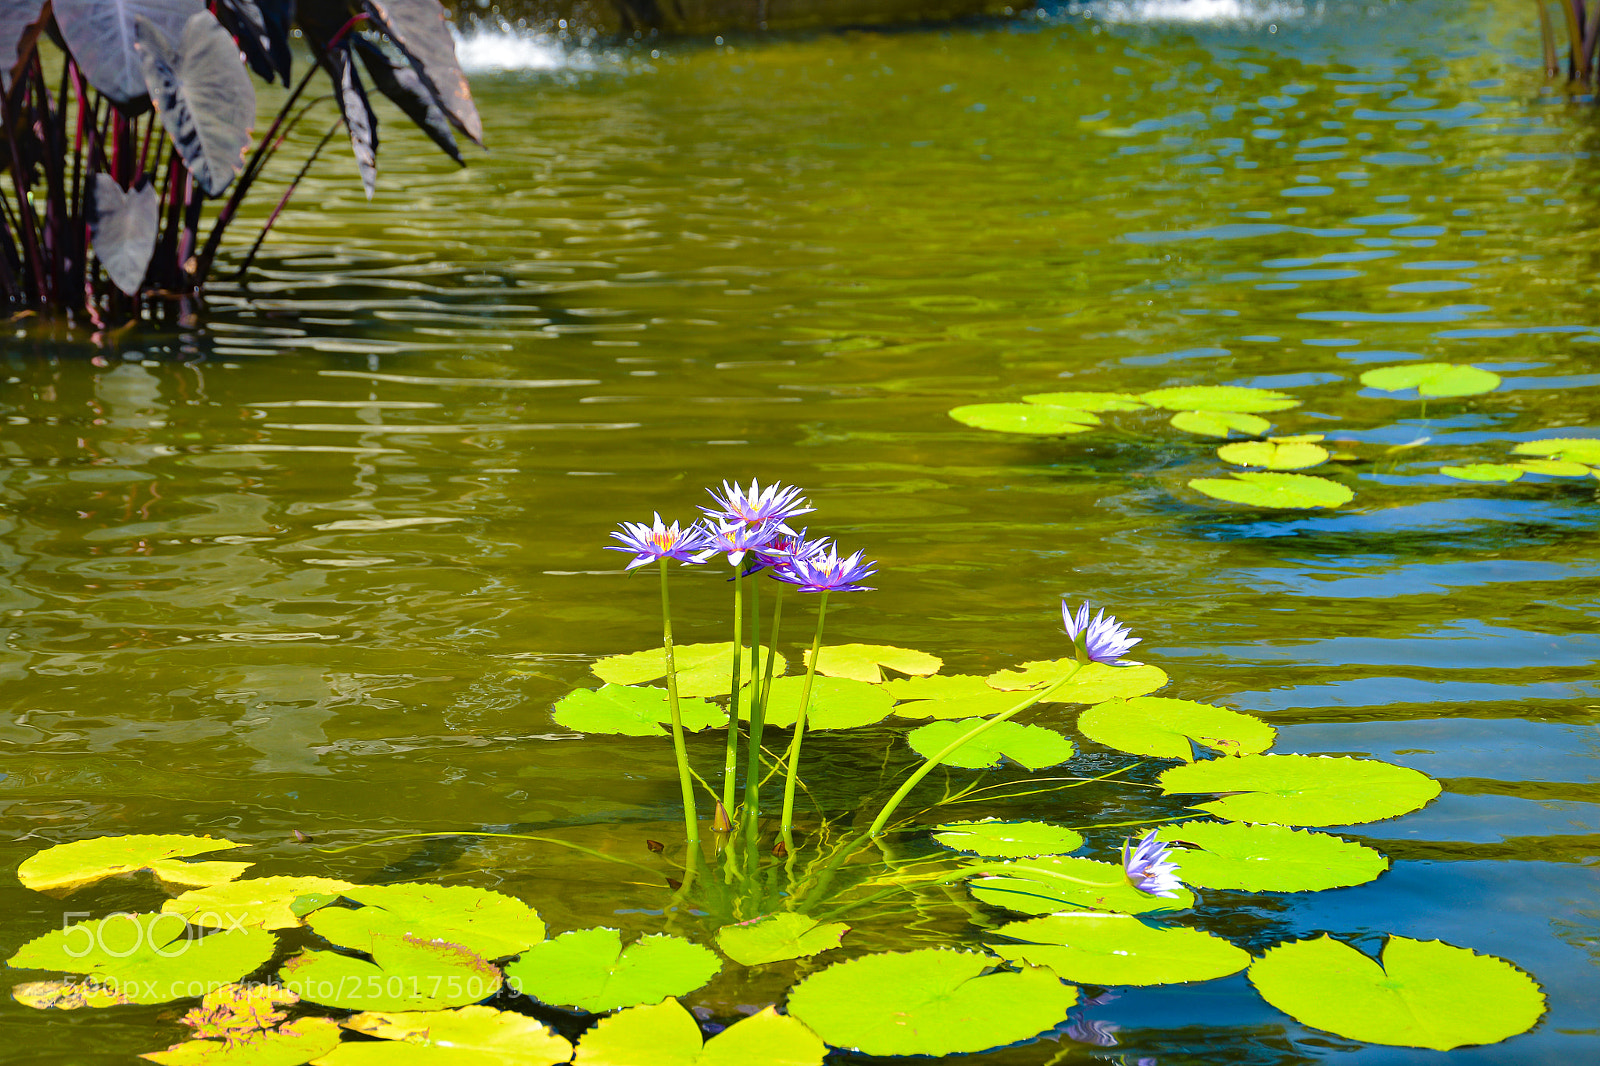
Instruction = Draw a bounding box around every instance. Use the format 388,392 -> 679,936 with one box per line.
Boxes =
2,1 -> 1599,1062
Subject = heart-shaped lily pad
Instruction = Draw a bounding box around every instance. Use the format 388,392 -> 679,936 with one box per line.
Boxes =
1158,754 -> 1440,826
884,674 -> 1021,719
803,644 -> 941,683
949,403 -> 1099,435
1078,697 -> 1275,761
19,835 -> 251,894
1142,386 -> 1300,413
715,913 -> 848,967
932,820 -> 1084,858
281,935 -> 502,1012
1189,472 -> 1353,509
990,913 -> 1249,986
966,856 -> 1194,915
1217,439 -> 1329,470
592,644 -> 784,697
986,660 -> 1167,700
736,675 -> 895,730
321,1006 -> 574,1065
553,685 -> 726,736
1151,822 -> 1388,892
573,1000 -> 826,1066
1360,363 -> 1500,398
504,928 -> 719,1014
309,884 -> 545,961
1512,438 -> 1600,465
1022,391 -> 1146,411
907,720 -> 1075,771
1170,410 -> 1273,437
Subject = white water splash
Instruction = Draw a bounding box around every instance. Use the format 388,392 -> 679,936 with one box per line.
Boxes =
1093,0 -> 1319,25
454,28 -> 581,72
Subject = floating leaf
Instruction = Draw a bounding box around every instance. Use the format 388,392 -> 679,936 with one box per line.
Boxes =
1512,438 -> 1600,465
1078,697 -> 1275,761
319,1006 -> 573,1065
281,934 -> 500,1012
966,856 -> 1194,915
949,403 -> 1098,435
1142,386 -> 1300,414
1360,362 -> 1501,398
179,982 -> 298,1039
1248,935 -> 1545,1050
736,675 -> 894,730
907,720 -> 1075,771
1217,440 -> 1328,470
1189,472 -> 1354,509
593,643 -> 784,697
1022,391 -> 1147,411
553,685 -> 726,737
1158,754 -> 1440,826
932,820 -> 1084,858
504,928 -> 719,1014
990,913 -> 1249,986
1440,463 -> 1523,483
165,877 -> 359,931
8,912 -> 276,1005
1516,458 -> 1593,477
309,884 -> 544,961
883,674 -> 1019,719
715,914 -> 848,967
1152,822 -> 1388,892
986,660 -> 1168,701
14,979 -> 135,1009
19,834 -> 250,894
804,643 -> 941,683
574,1000 -> 827,1066
785,949 -> 1076,1057
142,1018 -> 343,1066
1170,410 -> 1272,438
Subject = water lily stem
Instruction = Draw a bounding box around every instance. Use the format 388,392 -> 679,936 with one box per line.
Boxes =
742,583 -> 784,852
659,558 -> 700,850
722,569 -> 744,815
780,590 -> 829,840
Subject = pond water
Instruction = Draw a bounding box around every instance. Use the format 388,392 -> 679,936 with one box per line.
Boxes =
3,0 -> 1599,1061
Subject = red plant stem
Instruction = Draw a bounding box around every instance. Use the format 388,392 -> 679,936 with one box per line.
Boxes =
234,119 -> 341,279
1,60 -> 44,304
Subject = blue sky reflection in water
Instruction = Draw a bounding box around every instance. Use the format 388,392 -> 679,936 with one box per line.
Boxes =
0,0 -> 1598,1062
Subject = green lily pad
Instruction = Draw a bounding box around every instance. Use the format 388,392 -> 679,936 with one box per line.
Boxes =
785,949 -> 1076,1057
1512,438 -> 1600,465
1440,463 -> 1523,483
883,674 -> 1021,719
1078,697 -> 1276,761
281,934 -> 501,1012
592,643 -> 785,697
735,675 -> 894,730
932,820 -> 1084,858
309,884 -> 544,961
553,685 -> 726,737
165,877 -> 360,931
986,660 -> 1168,700
8,912 -> 276,1005
574,1000 -> 827,1066
1159,754 -> 1440,826
715,913 -> 848,967
1217,440 -> 1329,470
803,643 -> 941,683
1516,458 -> 1594,477
1142,386 -> 1300,414
1360,362 -> 1501,398
317,1006 -> 574,1065
505,928 -> 719,1014
1249,935 -> 1546,1050
1170,410 -> 1272,438
907,720 -> 1075,771
1151,822 -> 1388,892
966,856 -> 1194,915
141,1018 -> 343,1066
1022,391 -> 1147,412
1189,472 -> 1354,509
949,403 -> 1099,435
19,835 -> 251,894
14,979 -> 137,1009
990,913 -> 1249,986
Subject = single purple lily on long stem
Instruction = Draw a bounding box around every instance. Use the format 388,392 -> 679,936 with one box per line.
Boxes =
607,514 -> 707,570
1062,600 -> 1141,665
702,478 -> 813,530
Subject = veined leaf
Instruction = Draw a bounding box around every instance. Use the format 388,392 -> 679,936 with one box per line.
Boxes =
54,0 -> 200,106
309,883 -> 544,960
14,979 -> 136,1010
1152,822 -> 1388,892
363,0 -> 482,144
1360,362 -> 1500,398
553,684 -> 726,736
142,1018 -> 342,1065
804,643 -> 940,683
19,834 -> 249,894
949,403 -> 1098,435
932,819 -> 1084,858
986,660 -> 1167,701
1189,472 -> 1353,509
715,913 -> 847,967
907,720 -> 1074,771
354,36 -> 462,165
735,675 -> 893,730
165,876 -> 359,931
574,1000 -> 826,1066
504,928 -> 718,1014
87,175 -> 159,296
281,934 -> 501,1011
990,913 -> 1249,986
330,44 -> 378,199
135,10 -> 255,197
1158,754 -> 1440,826
593,643 -> 784,697
1078,697 -> 1275,761
319,1006 -> 572,1065
966,855 -> 1194,915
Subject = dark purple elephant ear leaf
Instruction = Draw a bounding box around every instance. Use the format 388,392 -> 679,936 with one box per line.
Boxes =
331,44 -> 379,199
87,173 -> 159,296
0,0 -> 44,90
212,0 -> 277,84
362,0 -> 482,145
135,10 -> 255,197
54,0 -> 200,107
353,36 -> 461,165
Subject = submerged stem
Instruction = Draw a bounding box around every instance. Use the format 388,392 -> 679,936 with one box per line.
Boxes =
742,578 -> 781,853
780,590 -> 829,840
659,558 -> 700,850
722,569 -> 744,815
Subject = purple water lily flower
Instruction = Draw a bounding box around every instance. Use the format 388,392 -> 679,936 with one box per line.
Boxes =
1062,601 -> 1141,665
702,479 -> 813,531
692,518 -> 781,567
606,514 -> 707,570
772,544 -> 876,593
745,528 -> 834,578
1122,830 -> 1183,899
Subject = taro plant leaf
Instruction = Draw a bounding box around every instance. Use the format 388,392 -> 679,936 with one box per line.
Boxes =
786,949 -> 1075,1057
14,979 -> 137,1009
1151,822 -> 1389,892
1189,472 -> 1354,509
1512,438 -> 1600,465
330,44 -> 379,200
142,1017 -> 343,1066
308,883 -> 545,961
553,684 -> 726,736
884,673 -> 1020,719
804,643 -> 940,683
86,174 -> 160,297
0,1 -> 43,90
1022,390 -> 1146,411
1440,463 -> 1523,483
164,876 -> 359,930
8,912 -> 276,1004
135,11 -> 256,197
949,402 -> 1098,435
1170,410 -> 1272,438
1078,697 -> 1275,761
19,833 -> 250,893
1141,386 -> 1300,414
932,819 -> 1084,858
990,913 -> 1250,987
212,0 -> 276,84
354,36 -> 462,165
504,928 -> 720,1014
363,0 -> 483,145
594,643 -> 785,696
735,675 -> 893,730
965,855 -> 1194,915
1360,362 -> 1501,398
1248,935 -> 1545,1050
907,720 -> 1075,771
1217,439 -> 1329,470
987,660 -> 1168,701
53,0 -> 201,106
1159,754 -> 1441,826
574,1000 -> 827,1066
318,1005 -> 573,1065
257,0 -> 291,83
715,913 -> 848,967
281,934 -> 501,1011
